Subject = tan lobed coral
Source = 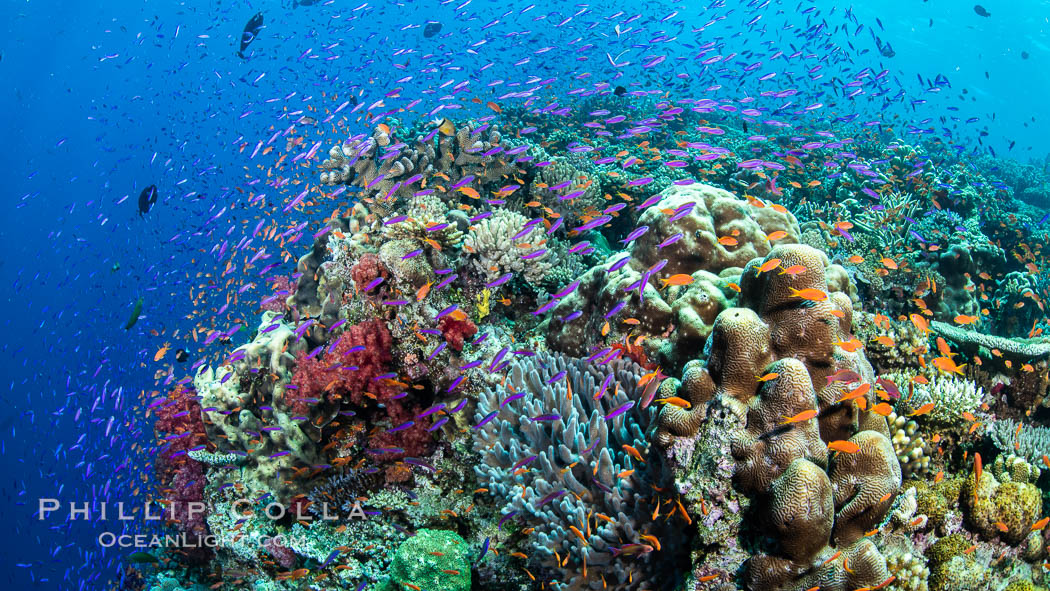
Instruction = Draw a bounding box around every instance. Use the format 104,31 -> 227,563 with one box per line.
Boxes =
544,183 -> 801,372
630,183 -> 801,275
655,243 -> 899,591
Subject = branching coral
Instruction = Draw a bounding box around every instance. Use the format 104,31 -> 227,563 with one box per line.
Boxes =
461,208 -> 553,286
989,419 -> 1050,466
320,119 -> 520,214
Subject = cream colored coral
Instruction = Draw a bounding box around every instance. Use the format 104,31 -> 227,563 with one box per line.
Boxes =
462,208 -> 551,285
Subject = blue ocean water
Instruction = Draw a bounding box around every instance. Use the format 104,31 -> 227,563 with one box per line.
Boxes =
0,0 -> 1046,589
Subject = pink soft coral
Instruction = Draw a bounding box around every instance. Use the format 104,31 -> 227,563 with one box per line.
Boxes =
350,253 -> 388,297
260,275 -> 294,313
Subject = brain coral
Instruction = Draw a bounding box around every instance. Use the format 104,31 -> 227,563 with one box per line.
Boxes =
654,243 -> 898,590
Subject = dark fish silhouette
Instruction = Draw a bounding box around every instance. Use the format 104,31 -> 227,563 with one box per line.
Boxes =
293,0 -> 320,5
614,85 -> 627,97
1022,51 -> 1030,60
974,5 -> 991,17
871,32 -> 895,58
137,185 -> 158,215
423,22 -> 442,38
239,12 -> 264,58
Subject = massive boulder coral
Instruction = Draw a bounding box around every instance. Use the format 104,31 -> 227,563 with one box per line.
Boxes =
629,183 -> 801,276
544,183 -> 801,371
654,243 -> 899,590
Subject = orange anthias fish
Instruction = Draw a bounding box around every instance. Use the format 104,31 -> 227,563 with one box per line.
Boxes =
870,402 -> 893,416
757,258 -> 782,274
655,396 -> 691,409
828,440 -> 860,454
974,452 -> 983,503
756,372 -> 780,382
834,338 -> 863,353
908,402 -> 935,417
781,409 -> 818,424
932,356 -> 966,376
909,313 -> 930,334
718,236 -> 739,246
660,274 -> 694,288
779,264 -> 807,276
789,288 -> 828,301
954,314 -> 979,325
836,383 -> 871,403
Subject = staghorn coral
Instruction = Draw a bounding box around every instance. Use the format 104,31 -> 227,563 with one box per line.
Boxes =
472,352 -> 685,590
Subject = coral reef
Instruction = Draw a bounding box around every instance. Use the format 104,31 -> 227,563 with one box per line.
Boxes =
655,243 -> 898,590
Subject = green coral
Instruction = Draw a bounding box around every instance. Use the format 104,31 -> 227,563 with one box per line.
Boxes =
1004,580 -> 1047,591
381,529 -> 471,591
963,469 -> 1042,543
904,478 -> 962,529
925,534 -> 981,591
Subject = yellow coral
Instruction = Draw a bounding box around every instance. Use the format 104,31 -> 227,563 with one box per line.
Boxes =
476,288 -> 491,319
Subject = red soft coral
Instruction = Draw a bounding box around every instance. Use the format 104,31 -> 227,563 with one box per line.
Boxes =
287,319 -> 397,412
369,400 -> 433,460
260,275 -> 294,313
152,386 -> 212,562
350,253 -> 388,296
438,315 -> 477,352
